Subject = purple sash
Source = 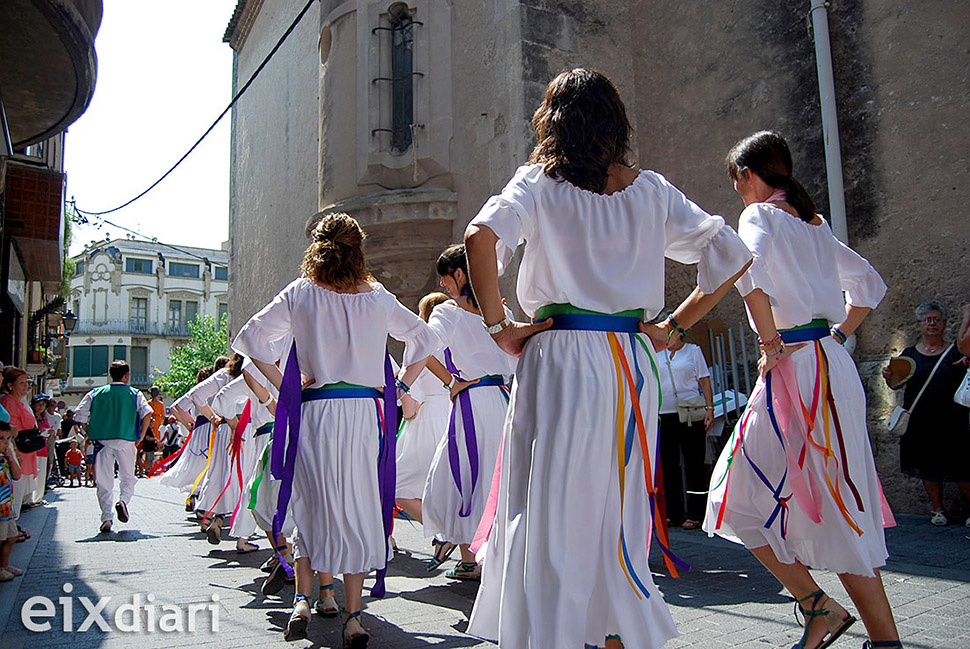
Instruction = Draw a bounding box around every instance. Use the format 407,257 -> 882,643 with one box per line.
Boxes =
269,343 -> 397,598
444,348 -> 480,518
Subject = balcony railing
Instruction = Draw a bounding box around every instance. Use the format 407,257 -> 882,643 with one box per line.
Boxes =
71,319 -> 192,337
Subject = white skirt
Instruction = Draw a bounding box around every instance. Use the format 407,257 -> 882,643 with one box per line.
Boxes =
249,434 -> 296,538
229,429 -> 272,539
468,329 -> 677,649
396,393 -> 451,500
422,385 -> 508,545
290,397 -> 387,575
704,337 -> 889,576
197,424 -> 242,517
159,422 -> 212,492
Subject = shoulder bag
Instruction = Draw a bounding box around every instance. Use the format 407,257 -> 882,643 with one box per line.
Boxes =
665,353 -> 708,425
954,361 -> 970,408
887,344 -> 952,434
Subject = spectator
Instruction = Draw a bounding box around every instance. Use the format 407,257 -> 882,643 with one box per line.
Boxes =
883,300 -> 970,526
656,341 -> 715,529
0,414 -> 24,581
1,367 -> 38,542
64,440 -> 83,488
29,394 -> 52,503
83,436 -> 95,488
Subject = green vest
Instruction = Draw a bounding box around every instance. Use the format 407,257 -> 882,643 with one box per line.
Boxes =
87,384 -> 140,442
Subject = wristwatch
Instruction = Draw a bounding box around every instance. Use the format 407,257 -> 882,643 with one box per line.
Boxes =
483,316 -> 512,335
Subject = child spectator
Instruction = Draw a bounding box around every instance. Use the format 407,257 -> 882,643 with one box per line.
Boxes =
83,436 -> 96,487
0,418 -> 24,581
65,440 -> 83,488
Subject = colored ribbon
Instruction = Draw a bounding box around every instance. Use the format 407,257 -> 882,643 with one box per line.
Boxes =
187,417 -> 216,501
201,401 -> 251,525
270,343 -> 303,578
146,427 -> 193,477
468,385 -> 510,556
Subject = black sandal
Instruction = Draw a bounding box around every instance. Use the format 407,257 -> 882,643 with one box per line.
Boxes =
426,539 -> 456,571
15,526 -> 30,543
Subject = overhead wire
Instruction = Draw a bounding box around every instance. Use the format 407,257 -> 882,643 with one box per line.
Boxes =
75,0 -> 318,217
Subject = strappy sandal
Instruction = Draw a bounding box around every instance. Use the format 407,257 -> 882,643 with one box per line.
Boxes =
793,590 -> 856,649
314,583 -> 339,617
283,594 -> 310,641
206,518 -> 223,545
426,539 -> 457,571
862,641 -> 903,649
342,609 -> 369,648
185,494 -> 196,512
445,560 -> 481,580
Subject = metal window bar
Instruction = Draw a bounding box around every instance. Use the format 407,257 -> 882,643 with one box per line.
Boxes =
370,12 -> 423,152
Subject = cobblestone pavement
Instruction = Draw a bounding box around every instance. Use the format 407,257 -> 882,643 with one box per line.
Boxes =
1,479 -> 968,648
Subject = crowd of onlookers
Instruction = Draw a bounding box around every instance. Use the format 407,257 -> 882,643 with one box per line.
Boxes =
0,370 -> 182,582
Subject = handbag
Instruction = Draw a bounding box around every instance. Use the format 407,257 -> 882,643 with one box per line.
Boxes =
887,344 -> 952,434
665,352 -> 708,425
954,365 -> 970,408
15,427 -> 46,454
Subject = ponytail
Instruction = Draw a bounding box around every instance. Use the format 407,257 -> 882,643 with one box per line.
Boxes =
784,176 -> 817,224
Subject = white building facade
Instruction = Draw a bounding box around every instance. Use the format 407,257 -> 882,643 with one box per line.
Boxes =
63,239 -> 229,401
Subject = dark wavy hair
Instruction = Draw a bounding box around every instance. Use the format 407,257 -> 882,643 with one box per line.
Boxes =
227,353 -> 245,378
528,68 -> 634,193
435,244 -> 478,308
726,131 -> 817,224
195,366 -> 214,383
302,213 -> 372,291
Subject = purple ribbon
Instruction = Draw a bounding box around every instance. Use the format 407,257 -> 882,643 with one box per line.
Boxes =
267,343 -> 397,597
371,352 -> 396,598
270,343 -> 302,577
444,348 -> 480,518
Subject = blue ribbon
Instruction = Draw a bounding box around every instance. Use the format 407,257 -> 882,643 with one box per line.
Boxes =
538,312 -> 642,333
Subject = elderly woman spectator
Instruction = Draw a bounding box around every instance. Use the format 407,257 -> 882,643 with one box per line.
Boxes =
883,300 -> 970,526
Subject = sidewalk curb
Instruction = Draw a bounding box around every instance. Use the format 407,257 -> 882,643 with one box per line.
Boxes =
0,503 -> 52,636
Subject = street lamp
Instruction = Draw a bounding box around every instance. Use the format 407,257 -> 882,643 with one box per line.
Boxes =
62,310 -> 77,334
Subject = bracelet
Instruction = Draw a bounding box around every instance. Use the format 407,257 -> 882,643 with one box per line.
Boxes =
394,378 -> 410,394
666,314 -> 688,340
758,333 -> 782,348
704,406 -> 715,411
830,326 -> 847,345
258,393 -> 273,406
764,344 -> 786,358
442,375 -> 457,391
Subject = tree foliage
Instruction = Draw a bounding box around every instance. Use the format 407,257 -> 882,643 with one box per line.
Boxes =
154,314 -> 229,399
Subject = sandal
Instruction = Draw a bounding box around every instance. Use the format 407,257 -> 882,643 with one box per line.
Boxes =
314,584 -> 339,617
426,539 -> 457,571
445,560 -> 481,581
862,642 -> 903,648
15,526 -> 30,543
4,565 -> 23,576
260,555 -> 279,573
185,494 -> 197,513
206,519 -> 223,545
283,594 -> 311,641
930,511 -> 947,526
99,521 -> 112,534
236,540 -> 260,554
793,590 -> 856,649
681,519 -> 702,530
342,609 -> 369,648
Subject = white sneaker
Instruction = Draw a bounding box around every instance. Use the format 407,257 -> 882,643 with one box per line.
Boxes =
931,511 -> 948,526
0,568 -> 13,582
965,516 -> 970,528
4,565 -> 23,576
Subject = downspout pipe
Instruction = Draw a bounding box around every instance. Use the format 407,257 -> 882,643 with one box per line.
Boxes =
810,0 -> 848,243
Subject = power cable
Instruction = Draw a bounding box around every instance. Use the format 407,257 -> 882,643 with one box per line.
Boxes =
77,0 -> 318,217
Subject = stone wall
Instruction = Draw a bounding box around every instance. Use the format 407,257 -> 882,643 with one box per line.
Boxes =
227,0 -> 320,332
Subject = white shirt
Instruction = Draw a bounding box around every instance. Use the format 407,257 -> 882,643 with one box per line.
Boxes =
46,411 -> 62,435
232,279 -> 440,388
734,203 -> 887,329
470,164 -> 752,318
656,345 -> 711,415
407,354 -> 449,404
189,368 -> 233,410
74,382 -> 152,424
210,373 -> 274,429
426,301 -> 517,379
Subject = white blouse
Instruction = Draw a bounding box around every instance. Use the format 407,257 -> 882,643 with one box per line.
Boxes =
210,374 -> 274,429
407,354 -> 449,404
426,301 -> 517,379
470,164 -> 752,318
189,368 -> 233,410
734,203 -> 887,330
232,278 -> 440,389
655,345 -> 711,415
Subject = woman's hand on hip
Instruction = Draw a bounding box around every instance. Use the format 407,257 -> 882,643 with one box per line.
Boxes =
490,319 -> 554,357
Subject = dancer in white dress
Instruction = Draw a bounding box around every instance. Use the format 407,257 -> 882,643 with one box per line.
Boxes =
704,131 -> 902,649
191,358 -> 237,543
233,213 -> 439,645
395,292 -> 452,523
159,365 -> 219,510
463,68 -> 753,649
420,246 -> 516,580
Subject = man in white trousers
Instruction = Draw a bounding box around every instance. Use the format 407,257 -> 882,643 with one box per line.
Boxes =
74,361 -> 152,533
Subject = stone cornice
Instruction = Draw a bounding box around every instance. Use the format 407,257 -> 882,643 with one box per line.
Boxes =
224,0 -> 266,51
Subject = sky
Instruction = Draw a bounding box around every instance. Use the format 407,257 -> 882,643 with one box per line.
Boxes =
64,0 -> 240,255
